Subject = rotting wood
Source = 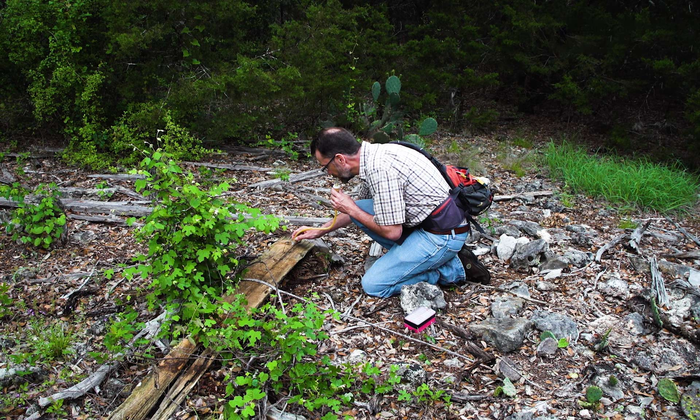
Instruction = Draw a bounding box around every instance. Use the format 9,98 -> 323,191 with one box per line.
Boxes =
110,238 -> 315,420
0,164 -> 17,184
106,338 -> 197,420
218,145 -> 288,157
630,295 -> 700,346
493,190 -> 552,202
649,256 -> 669,307
661,250 -> 700,259
59,186 -> 146,200
68,214 -> 138,225
1,197 -> 332,227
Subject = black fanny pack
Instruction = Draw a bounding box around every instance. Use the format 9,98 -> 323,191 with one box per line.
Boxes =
421,192 -> 467,232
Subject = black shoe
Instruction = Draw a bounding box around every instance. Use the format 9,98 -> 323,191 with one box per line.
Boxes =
458,246 -> 491,284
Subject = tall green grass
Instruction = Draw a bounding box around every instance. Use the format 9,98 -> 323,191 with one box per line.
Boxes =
544,141 -> 700,213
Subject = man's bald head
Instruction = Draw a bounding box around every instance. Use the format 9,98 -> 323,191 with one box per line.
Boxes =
311,127 -> 361,159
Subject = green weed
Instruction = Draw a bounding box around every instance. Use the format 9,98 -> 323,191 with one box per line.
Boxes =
618,218 -> 638,229
29,319 -> 75,361
3,183 -> 66,249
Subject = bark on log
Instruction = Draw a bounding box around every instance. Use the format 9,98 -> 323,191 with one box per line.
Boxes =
106,338 -> 198,420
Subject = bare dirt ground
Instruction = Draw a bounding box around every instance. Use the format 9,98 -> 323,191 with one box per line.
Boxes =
1,118 -> 699,420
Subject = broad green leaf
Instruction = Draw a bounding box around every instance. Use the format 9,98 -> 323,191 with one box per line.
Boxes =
502,377 -> 516,397
659,378 -> 680,403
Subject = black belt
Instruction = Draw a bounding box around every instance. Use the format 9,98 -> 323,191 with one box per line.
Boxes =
424,225 -> 470,236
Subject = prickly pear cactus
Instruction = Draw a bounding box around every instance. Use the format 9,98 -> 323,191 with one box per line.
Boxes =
385,75 -> 401,95
372,82 -> 381,102
419,118 -> 438,136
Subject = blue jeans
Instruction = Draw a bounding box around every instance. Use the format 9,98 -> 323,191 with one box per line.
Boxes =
350,199 -> 467,298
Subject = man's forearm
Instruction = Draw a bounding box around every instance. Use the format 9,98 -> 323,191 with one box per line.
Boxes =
346,207 -> 402,241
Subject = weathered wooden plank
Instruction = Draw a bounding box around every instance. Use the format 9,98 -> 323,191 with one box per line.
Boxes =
236,238 -> 315,308
109,238 -> 315,420
107,338 -> 197,420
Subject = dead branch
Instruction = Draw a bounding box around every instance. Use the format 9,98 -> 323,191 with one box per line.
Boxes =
248,168 -> 325,189
649,256 -> 669,306
87,174 -> 147,181
627,220 -> 651,253
662,251 -> 700,260
436,319 -> 495,362
595,233 -> 628,262
665,216 -> 700,247
183,161 -> 272,172
39,311 -> 169,408
493,191 -> 553,202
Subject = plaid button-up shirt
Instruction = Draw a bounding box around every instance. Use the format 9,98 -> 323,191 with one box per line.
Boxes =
359,142 -> 450,227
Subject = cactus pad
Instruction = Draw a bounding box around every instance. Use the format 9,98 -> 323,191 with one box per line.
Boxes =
372,132 -> 391,144
385,75 -> 401,95
388,92 -> 400,106
372,82 -> 381,102
419,118 -> 438,136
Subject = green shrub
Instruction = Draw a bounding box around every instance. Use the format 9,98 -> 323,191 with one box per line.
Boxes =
3,183 -> 66,249
0,282 -> 14,319
124,148 -> 280,322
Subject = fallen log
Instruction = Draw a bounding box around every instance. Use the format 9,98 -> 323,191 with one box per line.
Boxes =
87,174 -> 147,181
665,216 -> 700,247
1,197 -> 332,227
183,161 -> 272,172
248,168 -> 325,189
109,238 -> 316,420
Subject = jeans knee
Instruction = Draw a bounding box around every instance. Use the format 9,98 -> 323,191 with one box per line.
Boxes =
361,274 -> 393,298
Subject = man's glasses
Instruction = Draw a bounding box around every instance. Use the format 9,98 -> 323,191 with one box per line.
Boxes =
320,154 -> 337,173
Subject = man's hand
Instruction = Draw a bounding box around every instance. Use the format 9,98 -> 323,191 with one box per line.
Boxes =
291,225 -> 327,241
330,188 -> 358,216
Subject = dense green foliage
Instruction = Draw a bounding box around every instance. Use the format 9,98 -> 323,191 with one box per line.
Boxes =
2,0 -> 700,167
544,141 -> 700,212
1,182 -> 67,249
124,148 -> 279,318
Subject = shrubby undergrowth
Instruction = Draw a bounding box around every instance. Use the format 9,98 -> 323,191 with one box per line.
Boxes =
2,0 -> 700,168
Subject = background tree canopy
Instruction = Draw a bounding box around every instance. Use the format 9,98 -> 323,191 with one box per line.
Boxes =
1,0 -> 699,169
